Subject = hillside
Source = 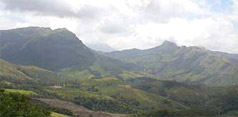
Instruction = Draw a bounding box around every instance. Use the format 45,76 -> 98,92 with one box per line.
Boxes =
1,57 -> 238,116
0,27 -> 95,71
0,27 -> 138,80
0,88 -> 50,116
0,59 -> 63,86
108,41 -> 238,86
1,27 -> 238,86
0,59 -> 187,115
133,79 -> 238,116
1,27 -> 238,116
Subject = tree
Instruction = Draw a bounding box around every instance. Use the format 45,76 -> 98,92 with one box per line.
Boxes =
0,88 -> 50,117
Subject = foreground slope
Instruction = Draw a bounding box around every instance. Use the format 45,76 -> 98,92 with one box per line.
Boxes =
0,88 -> 50,116
108,41 -> 238,86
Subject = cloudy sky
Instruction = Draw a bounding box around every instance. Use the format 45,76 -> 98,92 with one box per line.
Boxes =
0,0 -> 238,53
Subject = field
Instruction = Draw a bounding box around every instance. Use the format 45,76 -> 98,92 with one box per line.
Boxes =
5,89 -> 38,96
51,112 -> 69,117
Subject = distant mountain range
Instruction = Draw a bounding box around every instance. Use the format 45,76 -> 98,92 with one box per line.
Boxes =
1,27 -> 238,86
86,43 -> 116,52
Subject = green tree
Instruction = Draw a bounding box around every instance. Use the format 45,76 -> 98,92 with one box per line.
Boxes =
0,88 -> 50,117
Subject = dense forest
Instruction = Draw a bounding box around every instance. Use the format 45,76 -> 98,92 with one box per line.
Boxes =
0,88 -> 50,116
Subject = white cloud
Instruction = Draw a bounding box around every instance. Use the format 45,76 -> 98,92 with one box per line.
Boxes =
0,0 -> 237,53
107,16 -> 237,53
234,0 -> 238,14
1,0 -> 76,17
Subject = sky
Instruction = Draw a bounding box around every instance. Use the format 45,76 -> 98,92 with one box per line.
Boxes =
0,0 -> 238,53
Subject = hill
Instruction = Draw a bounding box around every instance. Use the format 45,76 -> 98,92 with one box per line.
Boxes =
0,27 -> 138,80
0,59 -> 186,115
1,59 -> 238,116
0,27 -> 95,71
0,59 -> 63,86
108,41 -> 238,86
0,88 -> 50,116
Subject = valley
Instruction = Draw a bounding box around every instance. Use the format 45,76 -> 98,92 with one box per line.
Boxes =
0,27 -> 238,116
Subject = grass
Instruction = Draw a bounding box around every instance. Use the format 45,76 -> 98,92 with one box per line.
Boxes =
5,89 -> 38,96
78,77 -> 184,110
0,80 -> 13,85
51,112 -> 70,117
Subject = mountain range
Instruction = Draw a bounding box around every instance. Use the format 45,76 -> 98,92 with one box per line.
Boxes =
1,27 -> 238,116
108,41 -> 238,86
86,43 -> 116,52
1,27 -> 238,86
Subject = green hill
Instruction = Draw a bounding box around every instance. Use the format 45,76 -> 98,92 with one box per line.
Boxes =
0,27 -> 95,71
1,27 -> 238,116
108,41 -> 238,86
1,59 -> 238,116
135,80 -> 238,115
0,27 -> 137,80
0,59 -> 62,86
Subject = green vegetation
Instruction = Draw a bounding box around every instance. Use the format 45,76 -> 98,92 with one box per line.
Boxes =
46,77 -> 185,114
1,56 -> 238,116
0,88 -> 50,117
139,108 -> 214,116
60,54 -> 138,81
5,89 -> 37,96
1,27 -> 238,116
0,27 -> 95,71
0,59 -> 64,88
134,80 -> 238,116
32,99 -> 73,116
51,112 -> 69,117
108,41 -> 238,86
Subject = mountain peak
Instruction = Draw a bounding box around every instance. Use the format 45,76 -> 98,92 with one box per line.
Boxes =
0,27 -> 95,71
54,28 -> 69,32
161,41 -> 177,47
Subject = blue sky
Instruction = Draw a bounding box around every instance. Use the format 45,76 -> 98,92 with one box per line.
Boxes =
207,0 -> 233,13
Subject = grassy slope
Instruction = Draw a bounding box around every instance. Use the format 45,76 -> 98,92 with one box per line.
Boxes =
46,77 -> 186,114
5,89 -> 37,96
134,80 -> 238,115
0,59 -> 63,86
1,59 -> 238,116
108,42 -> 238,86
60,55 -> 159,81
51,112 -> 70,117
0,59 -> 32,81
